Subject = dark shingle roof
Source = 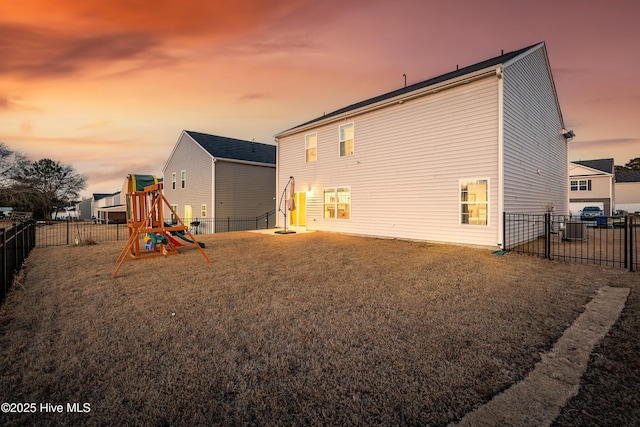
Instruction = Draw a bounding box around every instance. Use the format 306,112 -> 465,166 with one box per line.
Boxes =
185,131 -> 276,165
278,43 -> 541,135
93,193 -> 112,201
573,159 -> 615,174
616,170 -> 640,183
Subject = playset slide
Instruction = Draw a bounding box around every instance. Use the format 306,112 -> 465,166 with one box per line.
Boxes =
172,229 -> 206,248
166,234 -> 185,247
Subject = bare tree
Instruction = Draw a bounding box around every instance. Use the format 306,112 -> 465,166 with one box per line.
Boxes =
14,158 -> 87,218
615,157 -> 640,171
0,142 -> 29,187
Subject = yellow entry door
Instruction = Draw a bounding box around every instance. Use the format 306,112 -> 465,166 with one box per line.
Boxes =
289,192 -> 306,227
184,205 -> 192,227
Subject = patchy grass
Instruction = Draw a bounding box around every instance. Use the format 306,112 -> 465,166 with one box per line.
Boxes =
0,231 -> 637,426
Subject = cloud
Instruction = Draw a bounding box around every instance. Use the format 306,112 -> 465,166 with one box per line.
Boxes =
3,1 -> 293,35
0,0 -> 343,80
571,138 -> 639,149
0,22 -> 165,79
225,38 -> 322,58
236,93 -> 274,102
584,94 -> 640,105
0,94 -> 41,112
78,120 -> 113,131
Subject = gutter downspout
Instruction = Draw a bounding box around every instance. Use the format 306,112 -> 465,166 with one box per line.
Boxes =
497,66 -> 505,249
274,137 -> 280,227
212,158 -> 216,221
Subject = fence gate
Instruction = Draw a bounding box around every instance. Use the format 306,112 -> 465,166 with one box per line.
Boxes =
504,213 -> 638,272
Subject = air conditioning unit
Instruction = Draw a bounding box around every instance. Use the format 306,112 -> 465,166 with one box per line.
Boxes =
564,221 -> 587,241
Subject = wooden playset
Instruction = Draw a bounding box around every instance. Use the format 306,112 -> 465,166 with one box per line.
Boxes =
112,174 -> 210,278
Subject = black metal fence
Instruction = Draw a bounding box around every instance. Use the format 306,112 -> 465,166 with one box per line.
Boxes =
187,210 -> 276,235
1,221 -> 37,304
504,213 -> 638,272
35,221 -> 128,247
35,210 -> 277,247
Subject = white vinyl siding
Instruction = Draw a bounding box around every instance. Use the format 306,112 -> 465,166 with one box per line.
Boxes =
214,161 -> 276,218
162,132 -> 213,222
502,45 -> 567,216
277,76 -> 500,246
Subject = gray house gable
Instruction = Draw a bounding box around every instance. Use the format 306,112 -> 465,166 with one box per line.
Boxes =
184,130 -> 275,165
162,130 -> 276,229
616,170 -> 640,183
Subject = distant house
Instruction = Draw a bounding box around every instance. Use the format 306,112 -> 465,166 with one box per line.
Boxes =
275,42 -> 571,248
51,206 -> 79,220
163,130 -> 276,232
569,159 -> 615,215
615,169 -> 640,213
76,192 -> 125,223
77,193 -> 113,221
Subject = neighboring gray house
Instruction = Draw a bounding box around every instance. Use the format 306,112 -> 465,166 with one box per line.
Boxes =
163,130 -> 276,232
76,193 -> 113,221
569,159 -> 615,215
615,169 -> 640,214
275,42 -> 571,248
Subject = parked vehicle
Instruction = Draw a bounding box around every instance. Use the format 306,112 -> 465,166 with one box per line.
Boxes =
0,207 -> 13,219
580,206 -> 604,221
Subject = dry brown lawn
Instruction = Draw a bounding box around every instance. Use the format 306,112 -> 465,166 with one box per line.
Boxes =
0,231 -> 638,426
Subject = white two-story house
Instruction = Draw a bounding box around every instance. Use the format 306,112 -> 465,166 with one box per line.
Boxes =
275,42 -> 572,248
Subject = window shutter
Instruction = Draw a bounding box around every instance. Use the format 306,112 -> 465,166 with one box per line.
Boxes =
587,180 -> 592,191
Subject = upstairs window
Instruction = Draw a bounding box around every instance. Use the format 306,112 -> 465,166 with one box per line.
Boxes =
461,179 -> 488,225
172,173 -> 176,190
305,133 -> 317,163
181,170 -> 186,189
339,123 -> 354,157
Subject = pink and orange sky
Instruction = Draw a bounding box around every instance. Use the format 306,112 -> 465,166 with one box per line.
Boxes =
1,0 -> 639,198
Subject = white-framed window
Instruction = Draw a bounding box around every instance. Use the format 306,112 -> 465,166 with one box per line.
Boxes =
201,204 -> 207,217
181,170 -> 186,189
323,187 -> 350,219
460,179 -> 488,225
172,173 -> 176,190
305,133 -> 317,163
339,123 -> 354,157
570,179 -> 591,191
